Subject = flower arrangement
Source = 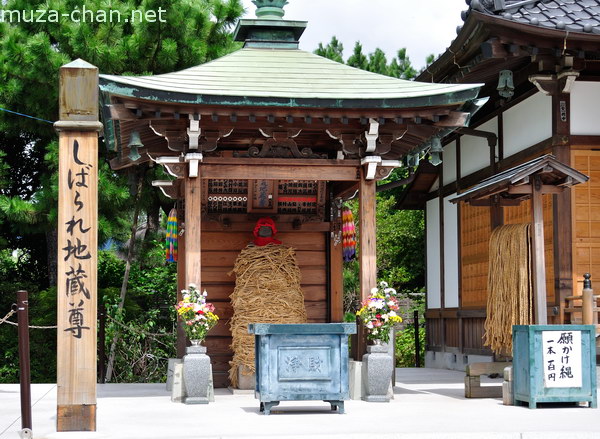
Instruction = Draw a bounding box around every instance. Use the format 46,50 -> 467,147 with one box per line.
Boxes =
175,284 -> 219,342
356,281 -> 402,343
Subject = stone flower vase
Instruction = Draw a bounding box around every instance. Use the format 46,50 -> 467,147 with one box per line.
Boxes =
183,340 -> 211,404
362,339 -> 393,402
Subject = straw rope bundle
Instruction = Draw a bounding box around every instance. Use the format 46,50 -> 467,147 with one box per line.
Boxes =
228,244 -> 307,387
484,224 -> 534,355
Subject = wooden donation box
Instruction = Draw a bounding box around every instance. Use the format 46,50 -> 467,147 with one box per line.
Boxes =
512,325 -> 597,409
248,323 -> 356,415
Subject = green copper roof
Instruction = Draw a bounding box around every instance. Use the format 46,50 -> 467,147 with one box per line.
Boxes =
99,48 -> 482,109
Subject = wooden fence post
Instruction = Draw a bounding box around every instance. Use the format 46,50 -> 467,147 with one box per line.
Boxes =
55,59 -> 102,432
582,273 -> 594,326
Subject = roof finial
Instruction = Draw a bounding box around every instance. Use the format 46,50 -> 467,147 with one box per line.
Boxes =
253,0 -> 288,19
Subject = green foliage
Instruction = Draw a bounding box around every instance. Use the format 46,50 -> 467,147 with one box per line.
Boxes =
314,36 -> 344,63
395,324 -> 426,368
346,42 -> 368,70
314,38 -> 426,79
375,196 -> 425,291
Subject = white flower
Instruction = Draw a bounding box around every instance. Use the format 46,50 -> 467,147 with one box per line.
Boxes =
188,283 -> 197,289
371,287 -> 378,295
203,289 -> 208,297
389,311 -> 397,318
366,322 -> 374,329
380,281 -> 388,288
375,301 -> 384,309
384,288 -> 396,295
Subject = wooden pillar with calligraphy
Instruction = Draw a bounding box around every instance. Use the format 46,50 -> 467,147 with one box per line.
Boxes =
54,59 -> 102,432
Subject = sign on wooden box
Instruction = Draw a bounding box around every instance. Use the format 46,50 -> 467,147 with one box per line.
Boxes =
512,325 -> 597,409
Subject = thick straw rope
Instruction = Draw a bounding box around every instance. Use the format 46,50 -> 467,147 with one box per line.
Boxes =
484,224 -> 534,355
228,244 -> 307,387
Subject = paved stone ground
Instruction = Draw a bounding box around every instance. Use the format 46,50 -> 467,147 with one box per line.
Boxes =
1,368 -> 599,439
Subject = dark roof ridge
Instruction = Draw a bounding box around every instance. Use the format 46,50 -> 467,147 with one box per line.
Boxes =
465,0 -> 600,34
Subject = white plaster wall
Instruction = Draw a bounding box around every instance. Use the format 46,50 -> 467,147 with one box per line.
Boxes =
503,92 -> 552,157
426,199 -> 441,309
571,81 -> 600,135
443,195 -> 459,308
460,118 -> 497,177
443,141 -> 457,186
429,177 -> 439,193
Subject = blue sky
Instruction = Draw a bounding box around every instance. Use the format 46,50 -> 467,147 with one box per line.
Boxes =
240,0 -> 467,68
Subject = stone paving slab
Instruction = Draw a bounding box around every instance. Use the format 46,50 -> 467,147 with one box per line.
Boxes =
1,368 -> 599,439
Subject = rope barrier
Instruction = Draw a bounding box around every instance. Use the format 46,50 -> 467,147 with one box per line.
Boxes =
0,307 -> 57,329
1,308 -> 175,334
0,308 -> 16,325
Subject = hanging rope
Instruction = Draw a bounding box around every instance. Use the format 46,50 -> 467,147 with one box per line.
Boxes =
484,224 -> 534,355
0,106 -> 54,124
342,207 -> 356,262
165,208 -> 178,263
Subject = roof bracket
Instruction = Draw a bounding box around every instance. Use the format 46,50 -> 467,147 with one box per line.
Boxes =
187,114 -> 201,149
361,156 -> 402,180
185,153 -> 203,178
365,118 -> 379,153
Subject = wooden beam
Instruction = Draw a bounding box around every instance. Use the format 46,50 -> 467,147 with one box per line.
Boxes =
200,159 -> 360,181
184,173 -> 202,292
507,184 -> 564,195
531,175 -> 548,324
55,60 -> 101,432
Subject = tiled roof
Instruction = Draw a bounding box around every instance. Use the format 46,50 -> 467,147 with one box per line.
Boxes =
468,0 -> 600,34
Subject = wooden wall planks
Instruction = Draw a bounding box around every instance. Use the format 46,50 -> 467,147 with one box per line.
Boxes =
460,204 -> 492,308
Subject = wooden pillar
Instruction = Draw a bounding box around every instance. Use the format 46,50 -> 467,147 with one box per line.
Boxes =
359,168 -> 377,300
552,92 -> 573,322
184,173 -> 202,289
176,199 -> 187,358
532,175 -> 548,324
55,59 -> 103,432
329,234 -> 344,322
357,167 -> 376,358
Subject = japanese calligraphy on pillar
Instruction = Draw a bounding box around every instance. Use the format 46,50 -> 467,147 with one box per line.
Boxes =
55,58 -> 100,431
542,330 -> 582,388
57,132 -> 98,410
61,139 -> 94,338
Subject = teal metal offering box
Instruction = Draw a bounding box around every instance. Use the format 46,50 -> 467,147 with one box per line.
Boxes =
512,325 -> 597,409
248,323 -> 356,415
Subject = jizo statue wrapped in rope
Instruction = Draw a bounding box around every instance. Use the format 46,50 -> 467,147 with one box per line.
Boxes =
228,218 -> 307,388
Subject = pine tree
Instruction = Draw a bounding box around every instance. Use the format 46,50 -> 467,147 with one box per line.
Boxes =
0,0 -> 244,286
367,48 -> 388,75
314,36 -> 344,63
346,42 -> 368,70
